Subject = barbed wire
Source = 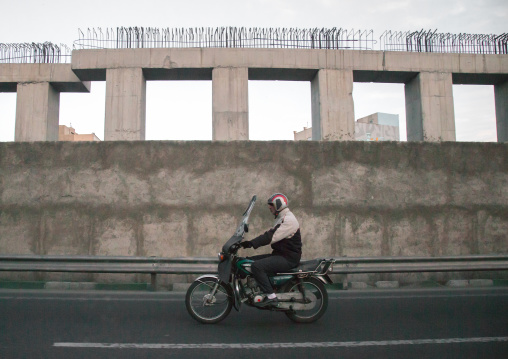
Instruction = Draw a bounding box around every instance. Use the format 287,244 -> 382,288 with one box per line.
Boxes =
0,42 -> 71,64
1,27 -> 506,63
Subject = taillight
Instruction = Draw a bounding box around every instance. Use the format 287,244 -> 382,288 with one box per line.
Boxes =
218,253 -> 225,262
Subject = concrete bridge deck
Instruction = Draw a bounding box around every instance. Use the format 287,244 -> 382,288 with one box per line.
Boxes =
1,48 -> 507,142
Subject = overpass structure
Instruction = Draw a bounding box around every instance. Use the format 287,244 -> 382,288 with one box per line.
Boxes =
1,47 -> 508,142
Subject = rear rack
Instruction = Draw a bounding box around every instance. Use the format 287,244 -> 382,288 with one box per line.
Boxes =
278,258 -> 335,275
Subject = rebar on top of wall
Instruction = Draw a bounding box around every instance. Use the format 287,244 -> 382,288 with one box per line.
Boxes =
74,27 -> 507,55
0,42 -> 71,64
1,27 -> 507,64
381,29 -> 508,54
73,27 -> 376,51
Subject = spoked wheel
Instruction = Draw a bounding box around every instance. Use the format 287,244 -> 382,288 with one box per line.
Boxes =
185,276 -> 233,324
283,277 -> 328,323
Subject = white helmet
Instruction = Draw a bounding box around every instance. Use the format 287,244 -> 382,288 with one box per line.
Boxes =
267,193 -> 288,212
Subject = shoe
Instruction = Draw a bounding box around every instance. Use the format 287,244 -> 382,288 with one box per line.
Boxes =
255,296 -> 278,308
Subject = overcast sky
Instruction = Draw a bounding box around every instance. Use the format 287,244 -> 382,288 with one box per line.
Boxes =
0,0 -> 506,141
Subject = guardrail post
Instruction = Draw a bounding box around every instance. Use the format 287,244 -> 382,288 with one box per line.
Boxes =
150,273 -> 158,291
342,274 -> 349,290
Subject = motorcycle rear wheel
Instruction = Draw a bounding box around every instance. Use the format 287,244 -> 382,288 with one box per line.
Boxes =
283,277 -> 328,323
185,277 -> 233,324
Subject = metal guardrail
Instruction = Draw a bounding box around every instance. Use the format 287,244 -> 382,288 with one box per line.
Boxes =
1,254 -> 507,290
330,255 -> 508,274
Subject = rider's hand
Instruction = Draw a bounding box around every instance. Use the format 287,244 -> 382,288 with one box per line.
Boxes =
240,241 -> 253,249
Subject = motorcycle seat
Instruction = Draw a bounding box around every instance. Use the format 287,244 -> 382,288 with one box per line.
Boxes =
286,259 -> 326,273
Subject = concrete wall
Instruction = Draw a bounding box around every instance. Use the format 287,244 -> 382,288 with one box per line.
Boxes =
1,141 -> 507,285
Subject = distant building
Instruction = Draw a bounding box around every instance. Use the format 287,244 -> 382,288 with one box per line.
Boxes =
293,127 -> 312,141
59,125 -> 101,142
355,113 -> 400,141
294,112 -> 400,141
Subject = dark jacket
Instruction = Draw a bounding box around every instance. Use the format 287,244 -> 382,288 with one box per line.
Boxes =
250,208 -> 302,265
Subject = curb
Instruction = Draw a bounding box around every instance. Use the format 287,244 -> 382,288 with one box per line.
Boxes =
45,282 -> 97,290
375,281 -> 400,289
0,281 -> 150,291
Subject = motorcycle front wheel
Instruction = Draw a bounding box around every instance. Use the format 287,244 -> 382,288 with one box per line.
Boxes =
283,277 -> 328,323
185,276 -> 233,324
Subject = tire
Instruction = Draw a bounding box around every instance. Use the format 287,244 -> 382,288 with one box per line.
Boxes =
185,276 -> 233,324
283,277 -> 328,324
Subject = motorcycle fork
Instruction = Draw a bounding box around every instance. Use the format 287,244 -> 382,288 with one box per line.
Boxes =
207,282 -> 220,302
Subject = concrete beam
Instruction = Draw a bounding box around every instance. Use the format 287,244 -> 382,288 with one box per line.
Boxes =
0,64 -> 90,92
405,72 -> 455,141
353,70 -> 418,84
453,73 -> 508,85
249,68 -> 318,81
71,49 -> 508,81
311,69 -> 355,140
495,81 -> 508,142
15,82 -> 59,141
104,68 -> 146,141
212,67 -> 248,141
143,68 -> 212,81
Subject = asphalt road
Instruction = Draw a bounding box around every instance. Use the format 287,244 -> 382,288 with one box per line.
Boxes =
0,287 -> 507,359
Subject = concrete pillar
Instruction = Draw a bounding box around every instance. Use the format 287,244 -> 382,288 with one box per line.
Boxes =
105,68 -> 146,141
495,81 -> 508,142
212,67 -> 248,140
405,72 -> 455,141
15,82 -> 59,141
311,69 -> 355,141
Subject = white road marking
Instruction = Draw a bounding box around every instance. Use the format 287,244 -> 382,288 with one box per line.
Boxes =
54,337 -> 508,349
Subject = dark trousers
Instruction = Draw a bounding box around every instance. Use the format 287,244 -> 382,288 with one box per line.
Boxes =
248,254 -> 297,294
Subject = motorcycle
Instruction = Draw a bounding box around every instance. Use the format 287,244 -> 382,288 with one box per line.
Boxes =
185,195 -> 335,324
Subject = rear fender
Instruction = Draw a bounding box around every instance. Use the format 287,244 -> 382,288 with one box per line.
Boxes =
314,274 -> 333,285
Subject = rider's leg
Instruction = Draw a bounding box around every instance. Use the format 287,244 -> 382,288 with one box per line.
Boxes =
251,255 -> 294,306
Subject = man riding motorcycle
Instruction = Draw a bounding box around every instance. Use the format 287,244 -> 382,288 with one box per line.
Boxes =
240,193 -> 302,307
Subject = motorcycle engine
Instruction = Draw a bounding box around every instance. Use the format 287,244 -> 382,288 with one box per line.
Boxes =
245,277 -> 261,297
247,277 -> 258,289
